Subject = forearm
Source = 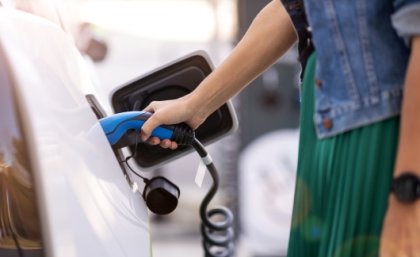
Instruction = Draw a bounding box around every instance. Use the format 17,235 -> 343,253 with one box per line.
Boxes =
188,0 -> 297,119
394,36 -> 420,176
380,37 -> 420,257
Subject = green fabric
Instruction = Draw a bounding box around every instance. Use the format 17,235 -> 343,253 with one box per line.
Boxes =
287,54 -> 400,257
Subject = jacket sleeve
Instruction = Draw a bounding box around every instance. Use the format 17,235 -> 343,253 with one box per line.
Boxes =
392,0 -> 420,46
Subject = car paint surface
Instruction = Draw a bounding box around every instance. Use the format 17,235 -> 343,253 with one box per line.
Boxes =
0,8 -> 151,257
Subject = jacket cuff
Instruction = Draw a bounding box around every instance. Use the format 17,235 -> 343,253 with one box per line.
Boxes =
392,2 -> 420,46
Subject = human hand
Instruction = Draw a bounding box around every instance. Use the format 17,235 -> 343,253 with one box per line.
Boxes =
141,95 -> 207,149
380,195 -> 420,257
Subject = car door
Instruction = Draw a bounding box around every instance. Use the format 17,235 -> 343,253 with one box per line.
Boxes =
0,8 -> 151,257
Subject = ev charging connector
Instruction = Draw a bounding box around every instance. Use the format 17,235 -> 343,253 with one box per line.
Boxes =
99,111 -> 235,257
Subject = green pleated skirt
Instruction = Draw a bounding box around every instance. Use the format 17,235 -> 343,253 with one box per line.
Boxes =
287,54 -> 400,257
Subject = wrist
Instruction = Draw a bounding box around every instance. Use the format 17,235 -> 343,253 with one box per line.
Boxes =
186,89 -> 214,121
182,92 -> 211,127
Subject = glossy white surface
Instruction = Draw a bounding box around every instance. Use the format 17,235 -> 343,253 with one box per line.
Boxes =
0,8 -> 151,257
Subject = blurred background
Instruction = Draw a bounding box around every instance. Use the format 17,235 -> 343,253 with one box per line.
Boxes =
1,0 -> 301,256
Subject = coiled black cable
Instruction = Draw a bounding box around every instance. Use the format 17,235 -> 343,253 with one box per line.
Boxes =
105,108 -> 235,256
192,139 -> 235,257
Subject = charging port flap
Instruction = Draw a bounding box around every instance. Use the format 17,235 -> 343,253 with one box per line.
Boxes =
110,51 -> 238,169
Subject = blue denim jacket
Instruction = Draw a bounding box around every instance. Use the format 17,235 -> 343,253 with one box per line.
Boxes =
282,0 -> 420,138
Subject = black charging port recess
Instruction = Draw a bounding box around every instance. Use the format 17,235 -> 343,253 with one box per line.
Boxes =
111,52 -> 235,169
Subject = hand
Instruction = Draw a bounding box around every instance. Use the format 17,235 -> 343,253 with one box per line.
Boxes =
141,95 -> 207,149
380,195 -> 420,257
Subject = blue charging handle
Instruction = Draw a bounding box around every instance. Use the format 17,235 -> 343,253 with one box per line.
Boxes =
99,111 -> 174,147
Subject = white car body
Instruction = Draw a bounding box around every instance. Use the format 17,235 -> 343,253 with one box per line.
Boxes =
0,8 -> 151,257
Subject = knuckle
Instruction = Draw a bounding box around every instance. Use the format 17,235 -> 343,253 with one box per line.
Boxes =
150,101 -> 158,108
150,114 -> 162,125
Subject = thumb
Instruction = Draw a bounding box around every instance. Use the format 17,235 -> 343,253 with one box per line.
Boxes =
141,114 -> 161,141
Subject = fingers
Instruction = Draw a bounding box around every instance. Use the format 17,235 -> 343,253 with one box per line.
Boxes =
141,113 -> 161,141
160,139 -> 178,150
146,137 -> 160,145
145,137 -> 178,150
140,100 -> 180,149
141,101 -> 166,141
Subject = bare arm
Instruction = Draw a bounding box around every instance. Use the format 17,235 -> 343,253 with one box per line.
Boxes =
141,0 -> 297,146
187,0 -> 297,120
393,36 -> 420,176
380,36 -> 420,257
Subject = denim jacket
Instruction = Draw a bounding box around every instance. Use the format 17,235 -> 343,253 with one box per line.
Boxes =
281,0 -> 420,139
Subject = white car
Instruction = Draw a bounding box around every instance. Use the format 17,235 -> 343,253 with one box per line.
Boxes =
0,7 -> 237,257
0,7 -> 152,257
